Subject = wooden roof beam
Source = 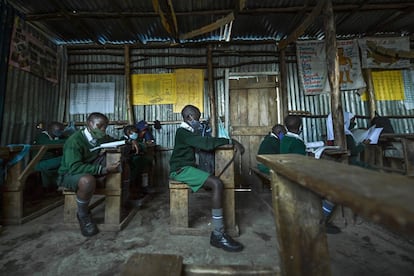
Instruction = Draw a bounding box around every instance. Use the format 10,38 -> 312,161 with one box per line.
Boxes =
180,12 -> 235,40
278,0 -> 327,50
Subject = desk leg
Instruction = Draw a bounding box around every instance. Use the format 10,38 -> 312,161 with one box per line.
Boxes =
270,169 -> 331,276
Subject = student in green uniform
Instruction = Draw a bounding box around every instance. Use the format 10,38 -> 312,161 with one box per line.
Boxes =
33,122 -> 68,191
281,115 -> 341,234
57,112 -> 135,237
169,104 -> 244,252
257,124 -> 286,174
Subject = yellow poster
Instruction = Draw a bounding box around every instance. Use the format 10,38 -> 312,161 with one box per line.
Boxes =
131,73 -> 176,105
372,70 -> 405,101
174,69 -> 204,113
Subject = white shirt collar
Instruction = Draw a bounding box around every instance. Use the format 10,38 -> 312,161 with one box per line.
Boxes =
83,128 -> 97,146
286,131 -> 303,141
179,122 -> 194,132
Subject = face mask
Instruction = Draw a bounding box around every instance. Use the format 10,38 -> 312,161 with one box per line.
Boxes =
277,133 -> 284,140
90,128 -> 106,139
349,122 -> 356,129
190,120 -> 201,133
129,132 -> 138,140
52,130 -> 63,138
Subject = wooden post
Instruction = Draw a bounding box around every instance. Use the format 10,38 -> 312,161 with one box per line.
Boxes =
363,68 -> 377,120
207,45 -> 217,137
124,45 -> 134,125
279,49 -> 288,122
270,169 -> 331,275
324,0 -> 346,150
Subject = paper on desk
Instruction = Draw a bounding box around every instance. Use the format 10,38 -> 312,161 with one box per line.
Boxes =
89,140 -> 126,152
352,125 -> 383,144
310,146 -> 341,159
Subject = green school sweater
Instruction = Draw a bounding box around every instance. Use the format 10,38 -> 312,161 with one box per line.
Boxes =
258,134 -> 280,155
33,132 -> 67,160
58,129 -> 115,175
169,127 -> 230,173
280,135 -> 306,155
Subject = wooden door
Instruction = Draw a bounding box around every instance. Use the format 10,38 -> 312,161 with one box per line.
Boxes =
229,75 -> 279,187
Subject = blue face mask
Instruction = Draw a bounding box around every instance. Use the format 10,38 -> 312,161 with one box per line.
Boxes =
129,132 -> 138,140
277,133 -> 284,140
190,120 -> 201,133
52,130 -> 63,138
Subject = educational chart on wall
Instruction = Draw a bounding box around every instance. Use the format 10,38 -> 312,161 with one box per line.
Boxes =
296,40 -> 329,95
173,69 -> 204,113
359,37 -> 410,69
131,73 -> 176,105
69,82 -> 115,114
296,40 -> 366,95
8,17 -> 58,83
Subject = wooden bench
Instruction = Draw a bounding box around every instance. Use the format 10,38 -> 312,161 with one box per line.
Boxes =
249,166 -> 271,190
62,147 -> 138,232
257,154 -> 414,276
168,145 -> 239,236
1,144 -> 64,224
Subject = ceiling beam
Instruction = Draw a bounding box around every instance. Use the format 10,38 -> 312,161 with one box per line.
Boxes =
278,0 -> 327,50
180,12 -> 235,40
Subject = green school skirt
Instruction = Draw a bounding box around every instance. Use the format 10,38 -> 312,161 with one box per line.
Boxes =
169,166 -> 209,192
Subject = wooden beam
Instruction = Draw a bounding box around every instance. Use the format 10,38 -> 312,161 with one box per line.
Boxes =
124,45 -> 134,125
180,12 -> 235,40
324,0 -> 346,151
207,45 -> 217,137
278,0 -> 327,50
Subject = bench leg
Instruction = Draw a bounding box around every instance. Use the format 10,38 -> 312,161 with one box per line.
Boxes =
63,193 -> 77,224
170,187 -> 189,228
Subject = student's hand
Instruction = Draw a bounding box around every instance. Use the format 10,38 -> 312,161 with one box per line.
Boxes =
232,139 -> 245,155
131,140 -> 140,154
362,139 -> 371,145
106,161 -> 121,173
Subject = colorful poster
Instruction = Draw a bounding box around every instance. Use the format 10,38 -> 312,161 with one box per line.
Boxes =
296,40 -> 329,95
359,37 -> 410,69
297,40 -> 366,95
337,40 -> 366,90
174,69 -> 204,113
131,73 -> 176,105
372,70 -> 404,101
8,17 -> 58,83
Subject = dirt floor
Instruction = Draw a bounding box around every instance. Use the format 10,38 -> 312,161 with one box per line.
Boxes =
0,180 -> 413,276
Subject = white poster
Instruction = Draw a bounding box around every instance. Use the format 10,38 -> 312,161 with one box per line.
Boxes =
296,40 -> 329,95
359,37 -> 410,69
69,82 -> 115,114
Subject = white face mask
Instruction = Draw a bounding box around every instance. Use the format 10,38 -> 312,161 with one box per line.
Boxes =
129,132 -> 138,140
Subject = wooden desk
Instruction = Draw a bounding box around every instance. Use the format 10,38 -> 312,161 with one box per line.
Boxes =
364,134 -> 414,176
2,144 -> 64,224
257,154 -> 414,276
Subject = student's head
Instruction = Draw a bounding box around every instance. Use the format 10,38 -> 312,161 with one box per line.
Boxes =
87,112 -> 109,139
271,124 -> 287,139
124,125 -> 139,140
47,122 -> 65,138
181,105 -> 201,131
136,120 -> 148,138
284,115 -> 302,134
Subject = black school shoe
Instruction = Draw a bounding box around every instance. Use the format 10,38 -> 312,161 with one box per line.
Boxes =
210,232 -> 244,252
325,222 -> 341,234
77,213 -> 99,237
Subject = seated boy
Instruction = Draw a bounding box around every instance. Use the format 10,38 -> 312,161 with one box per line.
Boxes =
257,124 -> 286,174
33,121 -> 68,193
281,115 -> 341,234
57,112 -> 138,237
169,104 -> 244,252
